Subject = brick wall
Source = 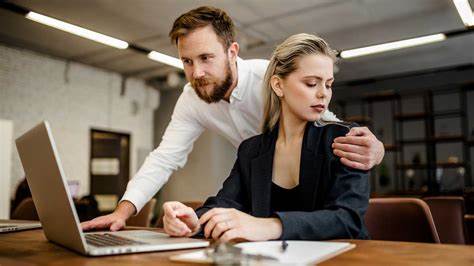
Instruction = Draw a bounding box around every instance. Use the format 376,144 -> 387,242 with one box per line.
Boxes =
0,44 -> 159,198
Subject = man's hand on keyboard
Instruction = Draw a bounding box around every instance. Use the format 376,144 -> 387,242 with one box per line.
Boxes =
81,200 -> 136,231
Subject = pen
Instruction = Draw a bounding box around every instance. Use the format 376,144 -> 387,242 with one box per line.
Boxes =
281,240 -> 288,252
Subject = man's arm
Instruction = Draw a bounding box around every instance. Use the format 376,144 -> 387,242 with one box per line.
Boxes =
332,126 -> 385,171
81,91 -> 205,231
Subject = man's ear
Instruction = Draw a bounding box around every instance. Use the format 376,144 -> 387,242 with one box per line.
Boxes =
228,42 -> 239,63
270,75 -> 284,97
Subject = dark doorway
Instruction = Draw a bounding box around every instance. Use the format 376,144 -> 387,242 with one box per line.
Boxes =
90,129 -> 130,198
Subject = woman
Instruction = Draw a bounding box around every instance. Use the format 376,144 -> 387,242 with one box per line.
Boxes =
162,33 -> 369,242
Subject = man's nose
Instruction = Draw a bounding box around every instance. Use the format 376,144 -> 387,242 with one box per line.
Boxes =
192,64 -> 205,79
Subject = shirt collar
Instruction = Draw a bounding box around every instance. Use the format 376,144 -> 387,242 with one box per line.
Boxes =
230,57 -> 248,103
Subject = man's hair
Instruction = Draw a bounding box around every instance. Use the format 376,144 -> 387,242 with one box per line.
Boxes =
169,6 -> 235,49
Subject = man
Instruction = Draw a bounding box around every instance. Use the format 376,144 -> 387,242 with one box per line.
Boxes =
82,6 -> 384,232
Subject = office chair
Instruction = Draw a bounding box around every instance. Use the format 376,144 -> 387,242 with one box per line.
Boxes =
424,196 -> 467,244
365,198 -> 440,243
127,198 -> 157,227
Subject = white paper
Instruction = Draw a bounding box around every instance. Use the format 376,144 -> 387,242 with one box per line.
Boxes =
170,241 -> 354,265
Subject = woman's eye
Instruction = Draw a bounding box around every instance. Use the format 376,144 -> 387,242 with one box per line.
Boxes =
306,83 -> 317,87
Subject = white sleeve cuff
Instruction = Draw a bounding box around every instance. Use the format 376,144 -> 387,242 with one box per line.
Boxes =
120,188 -> 149,215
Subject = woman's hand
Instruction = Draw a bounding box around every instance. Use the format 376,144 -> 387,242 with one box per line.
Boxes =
199,208 -> 282,242
163,201 -> 200,237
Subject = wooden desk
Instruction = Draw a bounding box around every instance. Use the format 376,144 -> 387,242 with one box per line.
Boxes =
1,228 -> 473,265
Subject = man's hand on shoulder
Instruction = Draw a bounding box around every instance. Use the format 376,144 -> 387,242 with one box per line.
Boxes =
332,126 -> 385,171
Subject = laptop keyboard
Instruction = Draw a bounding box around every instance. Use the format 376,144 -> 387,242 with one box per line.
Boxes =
0,225 -> 16,229
85,233 -> 146,247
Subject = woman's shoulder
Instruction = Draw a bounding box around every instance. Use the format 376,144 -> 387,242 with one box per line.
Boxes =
238,133 -> 265,155
237,130 -> 277,159
308,122 -> 358,154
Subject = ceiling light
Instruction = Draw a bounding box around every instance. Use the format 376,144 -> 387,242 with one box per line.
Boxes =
340,33 -> 446,59
453,0 -> 474,27
147,51 -> 183,69
25,11 -> 128,49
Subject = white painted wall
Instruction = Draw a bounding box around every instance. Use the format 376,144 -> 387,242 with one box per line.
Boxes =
0,119 -> 13,218
0,44 -> 159,199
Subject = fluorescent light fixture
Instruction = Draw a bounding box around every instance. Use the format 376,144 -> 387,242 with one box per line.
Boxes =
148,51 -> 183,69
25,11 -> 128,49
340,33 -> 446,59
453,0 -> 474,27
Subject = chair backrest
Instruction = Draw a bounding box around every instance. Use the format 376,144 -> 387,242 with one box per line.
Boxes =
11,197 -> 39,220
155,201 -> 203,228
424,196 -> 467,244
465,214 -> 474,245
126,198 -> 157,227
365,198 -> 440,243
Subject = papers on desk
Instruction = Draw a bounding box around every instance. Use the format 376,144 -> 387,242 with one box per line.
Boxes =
170,240 -> 355,265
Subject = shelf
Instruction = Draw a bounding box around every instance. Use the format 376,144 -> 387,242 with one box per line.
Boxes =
468,139 -> 474,146
397,164 -> 428,170
384,144 -> 398,152
397,162 -> 466,169
436,162 -> 466,168
394,112 -> 427,121
345,115 -> 371,124
400,139 -> 427,145
365,92 -> 400,102
399,135 -> 465,145
433,110 -> 464,118
431,135 -> 465,143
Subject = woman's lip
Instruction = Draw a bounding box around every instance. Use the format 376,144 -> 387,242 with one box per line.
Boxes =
311,106 -> 325,112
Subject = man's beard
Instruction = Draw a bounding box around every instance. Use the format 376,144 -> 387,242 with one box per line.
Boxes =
191,61 -> 233,104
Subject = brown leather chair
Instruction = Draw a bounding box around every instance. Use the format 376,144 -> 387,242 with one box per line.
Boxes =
155,201 -> 203,228
11,197 -> 39,221
424,196 -> 467,244
365,198 -> 440,243
126,199 -> 157,227
465,214 -> 474,245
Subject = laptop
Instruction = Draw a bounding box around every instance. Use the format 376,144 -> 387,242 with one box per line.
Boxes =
15,121 -> 209,256
0,219 -> 41,233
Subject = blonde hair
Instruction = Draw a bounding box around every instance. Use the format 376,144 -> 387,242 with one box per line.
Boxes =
261,33 -> 337,133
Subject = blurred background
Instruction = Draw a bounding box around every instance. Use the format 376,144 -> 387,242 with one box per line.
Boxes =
0,0 -> 473,237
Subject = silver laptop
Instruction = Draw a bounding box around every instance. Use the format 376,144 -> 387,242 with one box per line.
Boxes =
0,219 -> 41,233
15,121 -> 209,256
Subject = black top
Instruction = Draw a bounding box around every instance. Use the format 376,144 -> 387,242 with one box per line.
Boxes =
196,122 -> 370,240
270,182 -> 302,213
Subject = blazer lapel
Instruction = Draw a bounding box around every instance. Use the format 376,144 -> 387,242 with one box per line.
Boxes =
249,123 -> 323,215
250,128 -> 277,217
299,124 -> 323,211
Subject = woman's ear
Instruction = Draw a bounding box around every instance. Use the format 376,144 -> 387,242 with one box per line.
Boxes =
270,75 -> 284,97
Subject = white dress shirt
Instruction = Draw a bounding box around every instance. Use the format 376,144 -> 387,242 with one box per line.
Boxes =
121,57 -> 339,212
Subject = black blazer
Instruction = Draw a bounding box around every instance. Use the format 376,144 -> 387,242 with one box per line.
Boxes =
195,122 -> 370,240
